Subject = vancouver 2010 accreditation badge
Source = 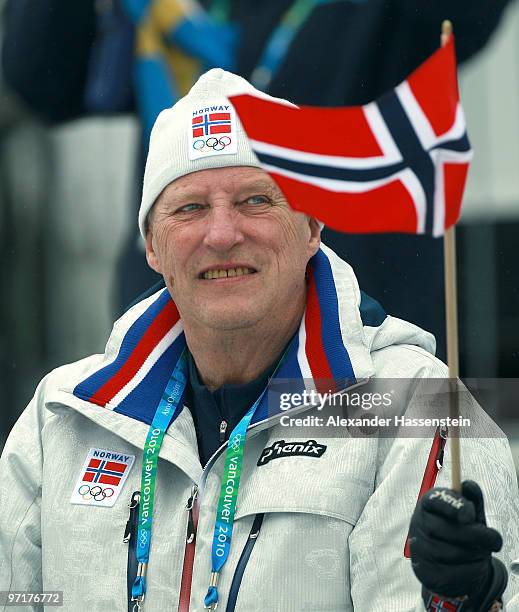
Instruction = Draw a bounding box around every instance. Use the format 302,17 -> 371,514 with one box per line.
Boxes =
70,448 -> 135,508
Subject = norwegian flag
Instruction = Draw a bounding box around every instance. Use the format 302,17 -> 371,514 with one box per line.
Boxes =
83,458 -> 128,486
230,37 -> 472,237
426,594 -> 464,611
192,112 -> 232,137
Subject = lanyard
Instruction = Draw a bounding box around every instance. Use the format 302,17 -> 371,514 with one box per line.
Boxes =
131,345 -> 284,610
250,0 -> 322,91
207,0 -> 322,92
203,343 -> 289,608
203,389 -> 266,609
131,349 -> 188,606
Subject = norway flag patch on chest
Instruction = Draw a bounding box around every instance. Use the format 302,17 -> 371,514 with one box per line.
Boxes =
70,448 -> 135,507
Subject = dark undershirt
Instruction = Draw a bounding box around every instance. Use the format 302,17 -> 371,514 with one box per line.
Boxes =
184,350 -> 280,467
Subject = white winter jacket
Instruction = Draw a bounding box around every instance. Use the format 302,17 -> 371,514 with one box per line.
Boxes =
1,244 -> 518,612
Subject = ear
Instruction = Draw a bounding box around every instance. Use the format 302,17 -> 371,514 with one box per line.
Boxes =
307,217 -> 321,256
145,228 -> 162,274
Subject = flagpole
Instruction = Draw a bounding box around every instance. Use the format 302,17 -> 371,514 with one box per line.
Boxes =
441,20 -> 462,492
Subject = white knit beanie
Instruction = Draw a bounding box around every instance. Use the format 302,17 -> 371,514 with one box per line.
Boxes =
138,68 -> 295,237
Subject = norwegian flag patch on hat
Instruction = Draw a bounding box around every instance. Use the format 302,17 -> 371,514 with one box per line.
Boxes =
189,100 -> 238,160
70,448 -> 135,507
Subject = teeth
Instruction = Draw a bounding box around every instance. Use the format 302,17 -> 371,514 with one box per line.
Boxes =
202,267 -> 254,279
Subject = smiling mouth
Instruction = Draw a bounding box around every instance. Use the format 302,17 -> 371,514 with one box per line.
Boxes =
200,267 -> 256,280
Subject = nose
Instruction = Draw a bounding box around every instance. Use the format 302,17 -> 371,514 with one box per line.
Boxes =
203,202 -> 244,252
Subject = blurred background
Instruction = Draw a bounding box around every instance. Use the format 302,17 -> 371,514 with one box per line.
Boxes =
0,0 -> 517,460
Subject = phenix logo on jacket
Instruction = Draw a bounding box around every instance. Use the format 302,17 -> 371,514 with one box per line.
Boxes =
257,439 -> 327,466
1,244 -> 518,612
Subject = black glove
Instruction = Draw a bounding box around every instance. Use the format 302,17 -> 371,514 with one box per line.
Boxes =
409,480 -> 508,611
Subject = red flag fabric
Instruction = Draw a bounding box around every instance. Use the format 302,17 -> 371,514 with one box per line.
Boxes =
230,37 -> 472,237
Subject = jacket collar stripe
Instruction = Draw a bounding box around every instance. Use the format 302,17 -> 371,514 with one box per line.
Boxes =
306,249 -> 356,386
113,334 -> 187,425
305,265 -> 335,386
89,298 -> 180,406
295,320 -> 315,382
109,321 -> 182,408
73,291 -> 180,407
250,249 -> 356,425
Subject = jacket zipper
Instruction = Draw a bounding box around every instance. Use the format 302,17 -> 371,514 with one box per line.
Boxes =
124,491 -> 141,612
178,485 -> 199,612
225,513 -> 265,612
404,426 -> 448,558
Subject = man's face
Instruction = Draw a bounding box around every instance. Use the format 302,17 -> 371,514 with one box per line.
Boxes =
145,166 -> 321,333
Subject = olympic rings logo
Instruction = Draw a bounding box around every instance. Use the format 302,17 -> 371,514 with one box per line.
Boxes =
139,531 -> 149,548
230,433 -> 242,453
78,484 -> 114,501
192,136 -> 232,152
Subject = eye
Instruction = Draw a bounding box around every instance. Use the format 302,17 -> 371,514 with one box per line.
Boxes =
175,203 -> 204,213
244,195 -> 271,206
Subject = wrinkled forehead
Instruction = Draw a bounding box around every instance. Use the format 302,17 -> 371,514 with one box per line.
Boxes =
160,166 -> 281,202
146,167 -> 287,228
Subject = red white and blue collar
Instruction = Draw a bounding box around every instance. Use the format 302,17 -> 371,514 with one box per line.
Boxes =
73,248 -> 374,426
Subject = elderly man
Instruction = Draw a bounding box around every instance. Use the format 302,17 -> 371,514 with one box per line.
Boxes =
1,70 -> 518,612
